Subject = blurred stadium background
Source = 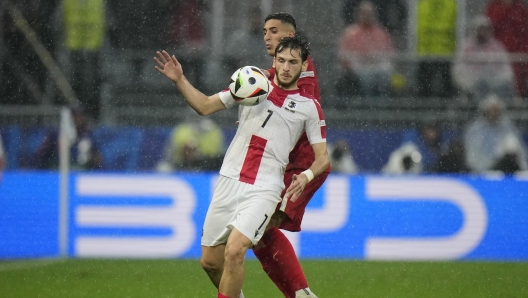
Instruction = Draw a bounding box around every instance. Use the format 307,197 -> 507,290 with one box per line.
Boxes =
1,0 -> 528,297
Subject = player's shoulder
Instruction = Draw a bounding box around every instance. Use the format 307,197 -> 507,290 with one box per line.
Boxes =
307,55 -> 315,65
299,56 -> 317,79
305,56 -> 317,71
289,92 -> 321,111
294,91 -> 317,102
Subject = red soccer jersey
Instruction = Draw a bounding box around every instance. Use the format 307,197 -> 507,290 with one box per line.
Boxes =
268,56 -> 328,172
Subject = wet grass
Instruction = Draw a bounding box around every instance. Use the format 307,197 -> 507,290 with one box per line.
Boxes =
0,259 -> 526,297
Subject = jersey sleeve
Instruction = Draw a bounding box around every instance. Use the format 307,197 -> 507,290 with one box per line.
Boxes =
298,74 -> 316,97
305,100 -> 326,145
218,89 -> 236,109
297,56 -> 321,101
267,68 -> 275,79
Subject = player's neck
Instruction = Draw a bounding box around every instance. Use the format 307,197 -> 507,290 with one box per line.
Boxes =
273,76 -> 299,91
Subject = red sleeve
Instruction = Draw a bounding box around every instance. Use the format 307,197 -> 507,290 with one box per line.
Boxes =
267,68 -> 276,80
297,56 -> 321,102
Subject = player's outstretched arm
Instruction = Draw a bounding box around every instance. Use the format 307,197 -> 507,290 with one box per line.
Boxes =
285,142 -> 329,202
154,50 -> 226,116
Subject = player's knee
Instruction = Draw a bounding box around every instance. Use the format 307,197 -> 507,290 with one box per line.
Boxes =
224,243 -> 247,263
200,256 -> 222,274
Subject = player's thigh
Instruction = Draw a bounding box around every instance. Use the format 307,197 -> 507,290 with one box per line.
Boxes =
230,187 -> 281,245
265,210 -> 288,230
202,176 -> 241,247
224,228 -> 253,259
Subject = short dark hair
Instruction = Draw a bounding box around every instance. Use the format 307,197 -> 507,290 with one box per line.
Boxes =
265,12 -> 296,31
275,33 -> 310,62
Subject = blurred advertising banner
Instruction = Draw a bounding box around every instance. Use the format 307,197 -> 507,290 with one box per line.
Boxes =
1,173 -> 527,261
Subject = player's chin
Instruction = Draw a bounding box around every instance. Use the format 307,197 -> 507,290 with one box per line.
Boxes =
277,78 -> 295,89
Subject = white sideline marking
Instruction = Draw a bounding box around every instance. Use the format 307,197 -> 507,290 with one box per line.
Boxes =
0,258 -> 65,272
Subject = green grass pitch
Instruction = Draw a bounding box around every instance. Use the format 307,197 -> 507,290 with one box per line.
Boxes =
1,259 -> 527,297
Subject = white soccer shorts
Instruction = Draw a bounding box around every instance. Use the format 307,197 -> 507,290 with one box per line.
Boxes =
201,175 -> 281,246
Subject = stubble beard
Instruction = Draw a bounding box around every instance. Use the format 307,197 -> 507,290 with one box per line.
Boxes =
276,71 -> 301,89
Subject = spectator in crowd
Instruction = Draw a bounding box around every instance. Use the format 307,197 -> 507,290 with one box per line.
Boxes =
342,0 -> 407,47
464,95 -> 528,173
382,142 -> 423,174
32,105 -> 102,170
383,121 -> 446,174
407,121 -> 445,172
486,0 -> 528,98
434,139 -> 469,173
453,15 -> 515,103
62,0 -> 106,120
328,139 -> 358,173
156,116 -> 225,172
416,0 -> 457,98
337,1 -> 395,98
223,7 -> 269,72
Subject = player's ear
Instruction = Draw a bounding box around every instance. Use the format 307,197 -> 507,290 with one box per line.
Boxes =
301,60 -> 308,72
288,30 -> 295,37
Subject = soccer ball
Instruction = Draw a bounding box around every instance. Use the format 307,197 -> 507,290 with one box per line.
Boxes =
229,66 -> 269,106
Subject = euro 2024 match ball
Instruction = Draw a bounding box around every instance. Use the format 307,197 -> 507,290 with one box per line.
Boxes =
229,66 -> 270,106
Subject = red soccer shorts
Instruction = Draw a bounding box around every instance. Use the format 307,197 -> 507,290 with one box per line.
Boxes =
278,169 -> 329,232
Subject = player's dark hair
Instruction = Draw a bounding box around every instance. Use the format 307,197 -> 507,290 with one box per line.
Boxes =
265,12 -> 297,31
275,33 -> 310,62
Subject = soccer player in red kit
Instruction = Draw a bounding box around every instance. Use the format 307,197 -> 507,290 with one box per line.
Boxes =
253,13 -> 330,298
155,34 -> 329,298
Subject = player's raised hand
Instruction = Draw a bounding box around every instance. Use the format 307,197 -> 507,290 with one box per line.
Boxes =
154,50 -> 183,83
284,173 -> 309,202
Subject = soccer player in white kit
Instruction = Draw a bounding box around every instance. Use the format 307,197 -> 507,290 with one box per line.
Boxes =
154,34 -> 329,298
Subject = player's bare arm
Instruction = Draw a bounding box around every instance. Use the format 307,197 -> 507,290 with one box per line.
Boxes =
260,69 -> 271,78
154,50 -> 226,116
285,142 -> 329,202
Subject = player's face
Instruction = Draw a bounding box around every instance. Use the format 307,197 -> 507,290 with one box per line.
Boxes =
274,48 -> 308,90
263,19 -> 295,57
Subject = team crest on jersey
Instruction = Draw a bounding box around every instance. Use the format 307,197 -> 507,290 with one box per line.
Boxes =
285,100 -> 297,113
300,71 -> 314,78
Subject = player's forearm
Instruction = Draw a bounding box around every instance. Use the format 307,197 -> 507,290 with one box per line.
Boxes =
308,151 -> 330,179
173,76 -> 216,116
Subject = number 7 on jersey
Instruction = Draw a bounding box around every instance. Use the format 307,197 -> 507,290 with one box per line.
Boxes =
261,110 -> 274,128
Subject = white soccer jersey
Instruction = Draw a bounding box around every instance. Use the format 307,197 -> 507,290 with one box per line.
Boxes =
218,81 -> 326,193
